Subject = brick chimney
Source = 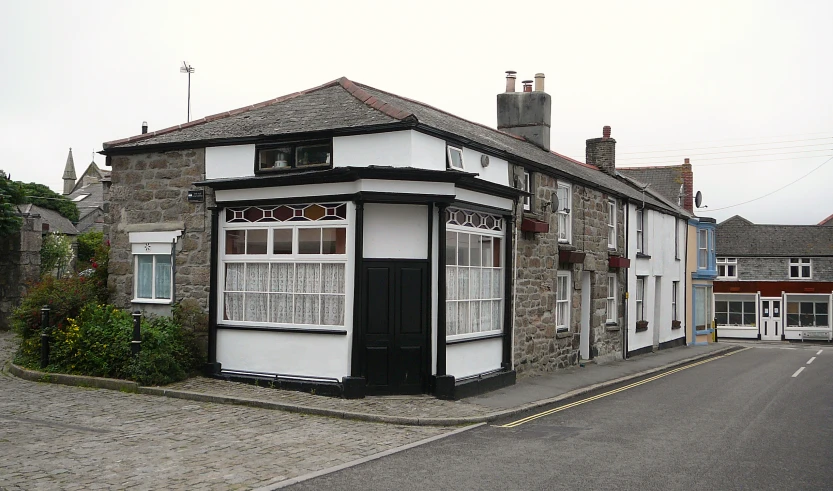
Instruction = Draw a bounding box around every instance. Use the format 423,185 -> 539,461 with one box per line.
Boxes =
681,158 -> 694,212
497,71 -> 551,151
585,126 -> 616,175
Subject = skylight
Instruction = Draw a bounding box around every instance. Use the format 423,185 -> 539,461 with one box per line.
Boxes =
72,194 -> 90,202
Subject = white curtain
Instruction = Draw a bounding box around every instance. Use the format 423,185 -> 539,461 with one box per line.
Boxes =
154,255 -> 171,299
136,255 -> 153,298
294,294 -> 319,324
224,293 -> 244,321
322,263 -> 345,294
270,293 -> 293,323
321,295 -> 344,325
270,263 -> 294,293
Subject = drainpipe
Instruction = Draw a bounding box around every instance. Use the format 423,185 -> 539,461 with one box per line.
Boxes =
623,200 -> 629,359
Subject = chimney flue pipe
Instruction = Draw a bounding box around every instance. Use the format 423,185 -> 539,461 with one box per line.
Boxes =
141,121 -> 148,134
534,73 -> 545,92
505,71 -> 517,93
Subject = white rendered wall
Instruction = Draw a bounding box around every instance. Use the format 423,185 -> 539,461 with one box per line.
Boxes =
446,338 -> 503,379
461,147 -> 510,186
216,329 -> 349,380
333,131 -> 414,169
214,180 -> 455,203
363,203 -> 428,259
205,145 -> 256,179
455,188 -> 513,211
628,205 -> 687,352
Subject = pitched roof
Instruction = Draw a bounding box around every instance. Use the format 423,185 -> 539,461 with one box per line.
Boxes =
716,215 -> 833,257
103,77 -> 679,214
618,166 -> 684,207
818,213 -> 833,226
19,204 -> 79,235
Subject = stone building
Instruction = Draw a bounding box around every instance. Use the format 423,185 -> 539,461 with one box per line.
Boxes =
101,73 -> 685,398
714,215 -> 833,341
0,214 -> 42,330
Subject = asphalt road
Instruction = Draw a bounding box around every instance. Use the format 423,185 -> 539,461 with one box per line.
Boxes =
288,344 -> 833,491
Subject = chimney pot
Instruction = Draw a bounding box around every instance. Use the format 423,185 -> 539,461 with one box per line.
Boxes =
505,71 -> 517,92
141,121 -> 148,134
684,158 -> 690,165
603,125 -> 611,139
522,80 -> 533,92
534,73 -> 545,92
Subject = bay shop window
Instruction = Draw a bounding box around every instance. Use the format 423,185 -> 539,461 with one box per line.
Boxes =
220,203 -> 348,327
445,208 -> 505,339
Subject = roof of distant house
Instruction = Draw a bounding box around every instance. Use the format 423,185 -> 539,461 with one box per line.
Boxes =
716,215 -> 833,257
818,212 -> 833,226
618,166 -> 686,207
18,203 -> 78,235
102,77 -> 680,215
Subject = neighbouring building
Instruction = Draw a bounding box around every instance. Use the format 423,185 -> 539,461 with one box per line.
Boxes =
62,148 -> 109,233
714,215 -> 833,341
687,216 -> 717,344
101,74 -> 684,398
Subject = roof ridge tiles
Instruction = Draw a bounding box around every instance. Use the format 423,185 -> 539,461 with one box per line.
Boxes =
337,78 -> 415,122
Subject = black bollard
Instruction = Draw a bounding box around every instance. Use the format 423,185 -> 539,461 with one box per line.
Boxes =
131,311 -> 142,356
40,305 -> 50,368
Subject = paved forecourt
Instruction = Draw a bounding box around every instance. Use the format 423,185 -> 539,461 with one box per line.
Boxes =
0,332 -> 454,490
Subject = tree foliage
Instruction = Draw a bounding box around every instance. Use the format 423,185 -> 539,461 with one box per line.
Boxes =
0,170 -> 23,237
41,232 -> 74,278
77,230 -> 105,265
0,171 -> 79,236
18,181 -> 79,222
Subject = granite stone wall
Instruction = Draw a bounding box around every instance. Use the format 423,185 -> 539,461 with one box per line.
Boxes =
512,166 -> 625,377
0,215 -> 42,330
106,149 -> 214,315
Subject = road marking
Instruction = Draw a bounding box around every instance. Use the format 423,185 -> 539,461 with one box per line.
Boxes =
817,350 -> 823,355
807,357 -> 816,365
496,347 -> 752,428
792,367 -> 805,378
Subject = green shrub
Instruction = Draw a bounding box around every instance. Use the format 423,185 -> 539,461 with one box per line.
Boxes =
76,230 -> 104,266
40,232 -> 74,278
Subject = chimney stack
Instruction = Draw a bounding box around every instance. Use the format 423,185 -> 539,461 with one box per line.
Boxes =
681,158 -> 694,212
141,121 -> 148,134
505,71 -> 517,92
497,71 -> 551,150
586,126 -> 616,176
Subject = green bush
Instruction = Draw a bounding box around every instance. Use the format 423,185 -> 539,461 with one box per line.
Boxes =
15,304 -> 201,386
76,230 -> 104,266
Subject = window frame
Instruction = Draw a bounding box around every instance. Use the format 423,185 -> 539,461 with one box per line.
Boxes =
444,207 -> 506,341
635,276 -> 645,321
697,228 -> 708,269
715,298 -> 757,327
606,274 -> 617,323
255,140 -> 333,174
674,219 -> 680,260
556,182 -> 572,244
789,258 -> 812,279
636,209 -> 644,254
607,199 -> 617,250
447,145 -> 465,171
672,281 -> 679,321
133,253 -> 173,303
556,271 -> 571,332
523,171 -> 532,211
717,257 -> 738,279
219,203 -> 349,329
786,299 -> 829,327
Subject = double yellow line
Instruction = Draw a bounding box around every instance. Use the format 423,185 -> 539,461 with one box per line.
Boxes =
497,347 -> 751,428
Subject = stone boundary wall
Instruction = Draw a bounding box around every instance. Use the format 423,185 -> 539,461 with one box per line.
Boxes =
0,215 -> 42,330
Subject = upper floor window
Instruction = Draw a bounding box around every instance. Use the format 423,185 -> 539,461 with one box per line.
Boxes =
674,219 -> 680,259
607,199 -> 617,249
698,229 -> 708,269
636,209 -> 645,254
556,183 -> 572,243
257,141 -> 332,172
789,258 -> 811,279
447,145 -> 464,171
717,257 -> 738,279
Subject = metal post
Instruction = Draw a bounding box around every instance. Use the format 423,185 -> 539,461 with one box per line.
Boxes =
40,305 -> 50,368
132,311 -> 142,356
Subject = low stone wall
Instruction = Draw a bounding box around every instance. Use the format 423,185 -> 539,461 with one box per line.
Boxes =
0,215 -> 42,330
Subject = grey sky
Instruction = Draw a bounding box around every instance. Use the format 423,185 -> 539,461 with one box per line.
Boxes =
2,0 -> 831,224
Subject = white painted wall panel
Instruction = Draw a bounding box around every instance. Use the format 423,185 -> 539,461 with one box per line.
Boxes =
363,203 -> 428,259
216,329 -> 349,379
333,132 -> 412,168
446,338 -> 503,379
454,188 -> 513,211
410,131 -> 446,171
205,145 -> 256,180
461,147 -> 510,186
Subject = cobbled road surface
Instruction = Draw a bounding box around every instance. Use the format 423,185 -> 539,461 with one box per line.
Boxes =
0,332 -> 453,490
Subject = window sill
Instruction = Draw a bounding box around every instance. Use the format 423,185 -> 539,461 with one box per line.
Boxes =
636,252 -> 651,259
555,330 -> 572,339
132,298 -> 173,305
558,242 -> 575,249
605,322 -> 619,332
217,324 -> 347,335
446,332 -> 504,345
255,164 -> 332,175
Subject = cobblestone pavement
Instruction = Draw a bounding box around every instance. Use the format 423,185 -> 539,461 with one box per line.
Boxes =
0,331 -> 455,490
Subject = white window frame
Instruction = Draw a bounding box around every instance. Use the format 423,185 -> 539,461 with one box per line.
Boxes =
556,182 -> 572,243
674,219 -> 680,259
556,271 -> 571,332
636,209 -> 644,254
789,258 -> 812,279
447,145 -> 465,171
786,297 -> 829,328
607,199 -> 617,249
523,171 -> 531,211
606,274 -> 617,323
717,257 -> 738,279
129,230 -> 181,305
715,297 -> 757,327
672,281 -> 679,321
445,208 -> 506,341
697,228 -> 708,269
636,277 -> 645,321
219,203 -> 349,329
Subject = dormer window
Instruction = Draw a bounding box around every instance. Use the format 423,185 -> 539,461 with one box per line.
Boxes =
257,141 -> 332,172
447,145 -> 464,171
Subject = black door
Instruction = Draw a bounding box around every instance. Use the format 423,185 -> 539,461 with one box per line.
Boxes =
362,260 -> 429,395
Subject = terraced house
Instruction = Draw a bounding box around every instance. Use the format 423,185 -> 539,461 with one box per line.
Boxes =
714,216 -> 833,342
101,73 -> 686,399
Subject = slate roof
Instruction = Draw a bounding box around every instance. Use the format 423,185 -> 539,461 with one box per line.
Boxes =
716,215 -> 833,257
617,172 -> 691,217
19,204 -> 79,235
618,166 -> 684,207
103,77 -> 680,214
818,213 -> 833,226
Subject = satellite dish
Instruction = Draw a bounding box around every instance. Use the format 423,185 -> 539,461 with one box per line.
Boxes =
695,191 -> 703,208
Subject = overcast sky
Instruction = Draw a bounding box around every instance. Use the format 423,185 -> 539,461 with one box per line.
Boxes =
2,0 -> 831,224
